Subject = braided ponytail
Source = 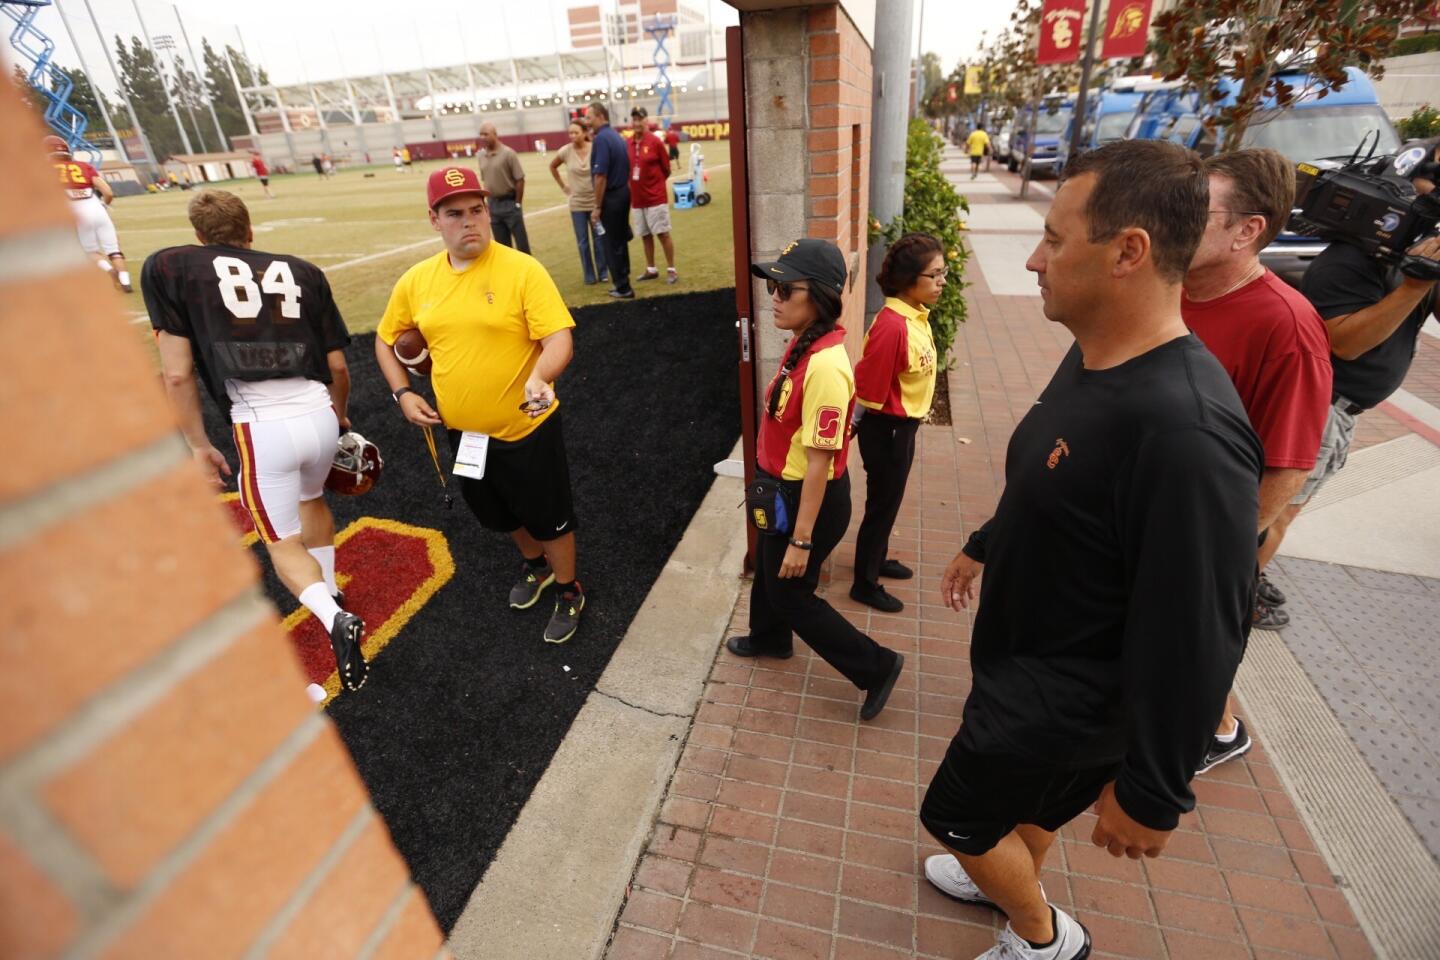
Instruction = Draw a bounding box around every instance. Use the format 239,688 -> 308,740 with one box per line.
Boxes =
766,282 -> 844,419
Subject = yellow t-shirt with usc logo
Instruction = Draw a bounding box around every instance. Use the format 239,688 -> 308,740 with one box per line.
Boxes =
378,241 -> 574,441
757,329 -> 856,481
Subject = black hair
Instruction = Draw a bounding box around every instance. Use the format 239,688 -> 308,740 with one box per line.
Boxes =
589,102 -> 610,120
765,282 -> 844,419
877,232 -> 944,297
631,106 -> 648,119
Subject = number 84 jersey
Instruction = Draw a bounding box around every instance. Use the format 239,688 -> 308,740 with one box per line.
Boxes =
141,244 -> 351,421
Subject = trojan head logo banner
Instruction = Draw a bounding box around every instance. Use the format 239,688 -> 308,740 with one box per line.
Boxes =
1102,0 -> 1153,60
444,167 -> 466,187
1037,0 -> 1085,64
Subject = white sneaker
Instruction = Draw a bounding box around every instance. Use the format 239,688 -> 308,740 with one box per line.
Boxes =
925,854 -> 996,906
924,854 -> 1045,909
977,907 -> 1091,959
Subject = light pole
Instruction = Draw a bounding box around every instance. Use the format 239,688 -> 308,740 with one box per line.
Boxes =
153,33 -> 206,152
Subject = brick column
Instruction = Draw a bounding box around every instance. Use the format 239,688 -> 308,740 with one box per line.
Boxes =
0,80 -> 445,960
741,3 -> 874,378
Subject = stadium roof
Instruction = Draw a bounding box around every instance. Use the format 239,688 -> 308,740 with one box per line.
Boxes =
241,49 -> 717,119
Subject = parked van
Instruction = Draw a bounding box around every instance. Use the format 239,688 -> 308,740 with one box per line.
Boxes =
1010,95 -> 1075,177
1055,76 -> 1149,177
1126,66 -> 1401,283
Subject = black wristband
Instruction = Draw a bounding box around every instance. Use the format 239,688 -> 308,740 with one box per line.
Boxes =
392,386 -> 416,404
788,538 -> 814,550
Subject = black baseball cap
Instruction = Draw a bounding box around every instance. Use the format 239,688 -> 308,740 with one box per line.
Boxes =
750,239 -> 847,295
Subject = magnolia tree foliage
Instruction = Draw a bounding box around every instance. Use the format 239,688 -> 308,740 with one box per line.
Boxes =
1152,0 -> 1433,151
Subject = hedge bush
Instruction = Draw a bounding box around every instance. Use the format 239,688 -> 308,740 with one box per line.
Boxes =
1398,104 -> 1440,140
870,119 -> 971,367
1393,32 -> 1440,56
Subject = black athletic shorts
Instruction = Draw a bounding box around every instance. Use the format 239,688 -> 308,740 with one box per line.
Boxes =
919,735 -> 1118,857
449,411 -> 577,542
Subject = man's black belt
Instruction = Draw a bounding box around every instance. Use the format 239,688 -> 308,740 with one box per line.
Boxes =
490,193 -> 516,202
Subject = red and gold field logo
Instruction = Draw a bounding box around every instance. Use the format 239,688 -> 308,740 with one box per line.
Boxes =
221,495 -> 454,704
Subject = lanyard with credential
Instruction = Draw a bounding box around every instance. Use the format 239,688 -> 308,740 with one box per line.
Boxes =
421,424 -> 454,509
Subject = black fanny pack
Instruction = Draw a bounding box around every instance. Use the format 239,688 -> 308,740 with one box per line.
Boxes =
745,473 -> 796,536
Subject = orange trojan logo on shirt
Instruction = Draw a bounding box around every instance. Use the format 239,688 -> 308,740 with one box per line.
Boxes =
1047,438 -> 1070,469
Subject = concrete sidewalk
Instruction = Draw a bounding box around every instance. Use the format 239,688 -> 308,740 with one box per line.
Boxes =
598,152 -> 1440,958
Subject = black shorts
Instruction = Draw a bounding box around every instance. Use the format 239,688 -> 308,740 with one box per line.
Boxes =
259,177 -> 269,186
449,411 -> 577,542
919,737 -> 1117,857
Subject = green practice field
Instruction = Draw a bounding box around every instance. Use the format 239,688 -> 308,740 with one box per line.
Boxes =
108,144 -> 735,333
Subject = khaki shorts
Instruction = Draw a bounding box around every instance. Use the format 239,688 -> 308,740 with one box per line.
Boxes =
1296,398 -> 1360,503
632,203 -> 671,238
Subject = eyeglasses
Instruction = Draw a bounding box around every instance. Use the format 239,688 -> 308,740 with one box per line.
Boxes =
766,278 -> 809,300
920,268 -> 949,281
1208,209 -> 1265,218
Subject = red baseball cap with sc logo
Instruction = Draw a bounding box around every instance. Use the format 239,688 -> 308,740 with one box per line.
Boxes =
427,166 -> 490,209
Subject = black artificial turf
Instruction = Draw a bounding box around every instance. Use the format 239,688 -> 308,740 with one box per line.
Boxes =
201,289 -> 740,930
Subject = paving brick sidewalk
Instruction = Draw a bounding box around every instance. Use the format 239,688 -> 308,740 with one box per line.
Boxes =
601,171 -> 1388,959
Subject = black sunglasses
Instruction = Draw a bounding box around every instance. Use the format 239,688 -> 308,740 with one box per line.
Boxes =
765,278 -> 810,300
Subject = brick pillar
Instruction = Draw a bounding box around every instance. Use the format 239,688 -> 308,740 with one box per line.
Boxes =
741,2 -> 873,379
0,79 -> 445,960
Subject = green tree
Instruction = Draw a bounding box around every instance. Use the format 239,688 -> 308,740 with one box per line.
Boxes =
1152,0 -> 1433,152
1398,104 -> 1440,139
169,54 -> 213,152
115,34 -> 183,160
66,65 -> 115,137
202,39 -> 268,141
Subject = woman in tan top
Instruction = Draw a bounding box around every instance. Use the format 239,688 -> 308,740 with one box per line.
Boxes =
550,120 -> 608,285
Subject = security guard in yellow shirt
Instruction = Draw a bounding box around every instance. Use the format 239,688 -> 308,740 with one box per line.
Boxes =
375,166 -> 585,643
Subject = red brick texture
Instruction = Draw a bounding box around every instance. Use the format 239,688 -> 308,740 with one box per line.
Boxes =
0,79 -> 442,958
603,173 -> 1379,959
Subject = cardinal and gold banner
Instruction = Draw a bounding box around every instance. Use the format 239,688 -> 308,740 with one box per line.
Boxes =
1037,0 -> 1087,64
1101,0 -> 1153,60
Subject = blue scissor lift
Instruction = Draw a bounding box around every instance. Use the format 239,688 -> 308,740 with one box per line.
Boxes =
3,0 -> 103,164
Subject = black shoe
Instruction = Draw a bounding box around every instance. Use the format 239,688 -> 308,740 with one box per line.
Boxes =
1253,598 -> 1290,630
509,561 -> 556,610
850,584 -> 904,613
607,288 -> 636,299
544,585 -> 585,644
1257,572 -> 1286,607
583,278 -> 597,285
636,269 -> 660,281
333,589 -> 346,610
879,559 -> 914,580
329,611 -> 368,692
1197,718 -> 1252,774
725,634 -> 794,659
861,652 -> 904,720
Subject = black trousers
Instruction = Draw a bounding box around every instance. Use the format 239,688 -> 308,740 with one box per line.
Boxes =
748,471 -> 896,690
600,185 -> 632,293
489,198 -> 531,254
853,413 -> 920,590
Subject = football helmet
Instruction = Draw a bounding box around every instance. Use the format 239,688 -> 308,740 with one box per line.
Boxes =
43,134 -> 70,158
326,431 -> 383,495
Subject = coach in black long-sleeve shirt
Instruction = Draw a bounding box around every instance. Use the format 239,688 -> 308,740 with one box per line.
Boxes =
918,141 -> 1262,960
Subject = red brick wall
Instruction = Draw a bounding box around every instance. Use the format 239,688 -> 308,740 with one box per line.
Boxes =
0,78 -> 445,960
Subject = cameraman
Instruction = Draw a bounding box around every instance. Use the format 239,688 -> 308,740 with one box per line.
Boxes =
1282,168 -> 1439,522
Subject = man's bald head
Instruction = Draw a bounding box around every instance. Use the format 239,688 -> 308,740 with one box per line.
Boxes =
479,122 -> 500,149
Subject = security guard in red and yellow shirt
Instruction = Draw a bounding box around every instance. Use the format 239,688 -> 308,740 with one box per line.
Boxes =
728,239 -> 904,721
850,233 -> 944,612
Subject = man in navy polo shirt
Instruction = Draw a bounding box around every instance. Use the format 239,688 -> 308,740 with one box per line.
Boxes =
586,101 -> 634,299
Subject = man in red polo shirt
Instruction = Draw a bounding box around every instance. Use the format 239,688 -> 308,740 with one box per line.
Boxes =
1181,148 -> 1332,773
628,107 -> 677,284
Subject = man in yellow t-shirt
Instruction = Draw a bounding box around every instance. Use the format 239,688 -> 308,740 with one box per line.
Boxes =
374,166 -> 585,644
965,124 -> 991,180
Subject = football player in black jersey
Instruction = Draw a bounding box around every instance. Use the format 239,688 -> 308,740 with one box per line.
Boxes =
142,189 -> 368,692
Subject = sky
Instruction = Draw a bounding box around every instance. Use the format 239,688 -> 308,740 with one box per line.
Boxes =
12,0 -> 1006,96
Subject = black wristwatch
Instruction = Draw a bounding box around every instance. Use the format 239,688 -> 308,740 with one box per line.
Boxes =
392,386 -> 416,404
788,538 -> 814,550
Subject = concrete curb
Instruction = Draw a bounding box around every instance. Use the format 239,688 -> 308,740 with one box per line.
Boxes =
1236,628 -> 1440,959
446,463 -> 747,960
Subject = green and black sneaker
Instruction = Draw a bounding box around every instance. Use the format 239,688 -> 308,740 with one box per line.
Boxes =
509,561 -> 555,610
544,584 -> 586,644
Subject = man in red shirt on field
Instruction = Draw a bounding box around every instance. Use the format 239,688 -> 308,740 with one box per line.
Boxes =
628,107 -> 678,284
250,151 -> 274,199
1181,148 -> 1332,773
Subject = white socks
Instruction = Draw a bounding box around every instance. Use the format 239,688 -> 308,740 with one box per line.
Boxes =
1215,723 -> 1239,744
308,545 -> 337,594
117,270 -> 131,286
298,582 -> 341,632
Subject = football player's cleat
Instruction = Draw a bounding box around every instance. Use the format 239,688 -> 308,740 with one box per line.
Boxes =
326,431 -> 383,495
329,611 -> 368,692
